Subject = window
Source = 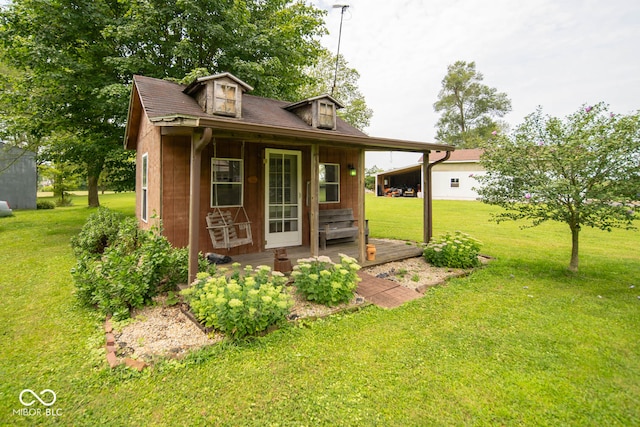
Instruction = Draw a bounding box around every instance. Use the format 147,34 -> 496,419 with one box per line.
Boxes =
319,163 -> 340,203
318,101 -> 335,129
211,158 -> 243,207
450,178 -> 460,188
214,83 -> 237,116
141,153 -> 148,222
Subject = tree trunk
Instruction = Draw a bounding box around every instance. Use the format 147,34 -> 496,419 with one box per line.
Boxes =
569,225 -> 580,272
87,174 -> 100,207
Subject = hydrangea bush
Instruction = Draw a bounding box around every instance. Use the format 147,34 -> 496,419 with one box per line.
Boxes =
291,254 -> 361,306
423,231 -> 482,269
181,264 -> 293,340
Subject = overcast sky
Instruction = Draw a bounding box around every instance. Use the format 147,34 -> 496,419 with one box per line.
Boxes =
312,0 -> 640,169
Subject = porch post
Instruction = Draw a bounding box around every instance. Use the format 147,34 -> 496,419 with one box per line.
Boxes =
422,151 -> 430,243
310,144 -> 320,257
188,128 -> 213,284
357,148 -> 366,263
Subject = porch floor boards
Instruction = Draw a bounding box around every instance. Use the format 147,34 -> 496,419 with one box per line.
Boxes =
217,238 -> 423,269
216,238 -> 425,309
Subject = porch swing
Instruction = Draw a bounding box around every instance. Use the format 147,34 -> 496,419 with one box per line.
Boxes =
206,141 -> 253,250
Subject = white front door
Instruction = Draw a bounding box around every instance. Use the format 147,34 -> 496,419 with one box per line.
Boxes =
265,149 -> 302,248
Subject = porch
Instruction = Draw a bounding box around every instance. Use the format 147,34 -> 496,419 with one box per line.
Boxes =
214,238 -> 425,309
215,238 -> 424,269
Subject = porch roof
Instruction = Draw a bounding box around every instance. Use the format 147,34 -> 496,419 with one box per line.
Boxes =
125,75 -> 454,154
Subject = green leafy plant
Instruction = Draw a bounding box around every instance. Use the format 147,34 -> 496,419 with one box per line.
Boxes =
181,264 -> 293,340
71,208 -> 198,319
36,200 -> 55,210
291,254 -> 361,306
423,231 -> 482,269
70,207 -> 126,258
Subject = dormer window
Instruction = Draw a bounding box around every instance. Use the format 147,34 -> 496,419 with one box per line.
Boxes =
283,95 -> 343,131
318,101 -> 335,130
183,72 -> 253,119
214,82 -> 237,116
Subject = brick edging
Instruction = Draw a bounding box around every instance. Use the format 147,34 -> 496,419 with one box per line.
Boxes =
104,315 -> 147,372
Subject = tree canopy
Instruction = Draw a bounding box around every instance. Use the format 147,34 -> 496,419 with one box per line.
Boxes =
475,102 -> 640,272
300,50 -> 372,131
434,60 -> 511,148
0,0 -> 331,206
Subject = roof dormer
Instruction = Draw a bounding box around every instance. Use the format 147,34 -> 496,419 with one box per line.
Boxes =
284,95 -> 344,131
183,72 -> 253,118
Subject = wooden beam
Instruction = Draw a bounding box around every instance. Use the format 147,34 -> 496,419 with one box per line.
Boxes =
422,151 -> 430,243
310,144 -> 320,257
357,148 -> 366,263
188,128 -> 213,284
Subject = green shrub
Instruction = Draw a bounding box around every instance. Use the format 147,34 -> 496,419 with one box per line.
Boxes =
423,231 -> 482,269
36,200 -> 55,210
181,264 -> 293,339
70,207 -> 126,258
72,223 -> 181,319
71,209 -> 199,319
291,254 -> 361,306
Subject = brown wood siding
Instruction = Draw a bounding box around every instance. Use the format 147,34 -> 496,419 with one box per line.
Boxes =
200,139 -> 264,256
161,136 -> 191,247
318,147 -> 361,219
157,135 -> 363,256
136,112 -> 162,231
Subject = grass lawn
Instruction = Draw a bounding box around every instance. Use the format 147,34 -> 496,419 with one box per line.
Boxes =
1,192 -> 638,425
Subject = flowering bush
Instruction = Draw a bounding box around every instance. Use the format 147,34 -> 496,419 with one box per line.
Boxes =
423,231 -> 482,269
181,264 -> 293,340
291,254 -> 361,306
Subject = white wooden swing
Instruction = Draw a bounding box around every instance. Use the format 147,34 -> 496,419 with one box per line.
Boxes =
206,141 -> 253,250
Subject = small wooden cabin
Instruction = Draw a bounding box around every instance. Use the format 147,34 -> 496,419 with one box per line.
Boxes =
124,72 -> 453,281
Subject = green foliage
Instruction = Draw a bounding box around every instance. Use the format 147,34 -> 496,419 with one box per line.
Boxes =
70,207 -> 127,258
181,264 -> 293,340
70,207 -> 193,319
300,50 -> 372,130
365,165 -> 384,191
3,193 -> 640,425
476,102 -> 640,271
424,231 -> 482,268
0,0 -> 328,207
36,200 -> 55,210
434,60 -> 512,147
292,254 -> 361,306
100,148 -> 136,192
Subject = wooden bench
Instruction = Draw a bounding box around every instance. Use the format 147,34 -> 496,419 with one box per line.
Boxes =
318,208 -> 368,250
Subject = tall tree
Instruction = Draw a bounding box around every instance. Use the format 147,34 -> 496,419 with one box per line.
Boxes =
0,0 -> 328,207
434,61 -> 511,148
300,50 -> 372,131
104,0 -> 327,100
0,0 -> 130,207
475,103 -> 640,272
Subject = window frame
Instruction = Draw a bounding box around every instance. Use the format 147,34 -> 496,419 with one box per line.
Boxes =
213,82 -> 238,116
317,101 -> 335,130
319,163 -> 340,203
210,157 -> 244,207
141,152 -> 148,223
450,177 -> 460,188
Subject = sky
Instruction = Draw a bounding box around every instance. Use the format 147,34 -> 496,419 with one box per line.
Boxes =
311,0 -> 640,169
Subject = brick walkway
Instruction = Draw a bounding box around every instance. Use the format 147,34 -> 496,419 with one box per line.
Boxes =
357,272 -> 422,309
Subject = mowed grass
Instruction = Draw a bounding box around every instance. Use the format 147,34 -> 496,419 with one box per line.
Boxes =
1,193 -> 639,426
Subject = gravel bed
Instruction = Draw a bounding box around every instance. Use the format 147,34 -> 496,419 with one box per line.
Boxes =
362,256 -> 468,292
114,256 -> 482,362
